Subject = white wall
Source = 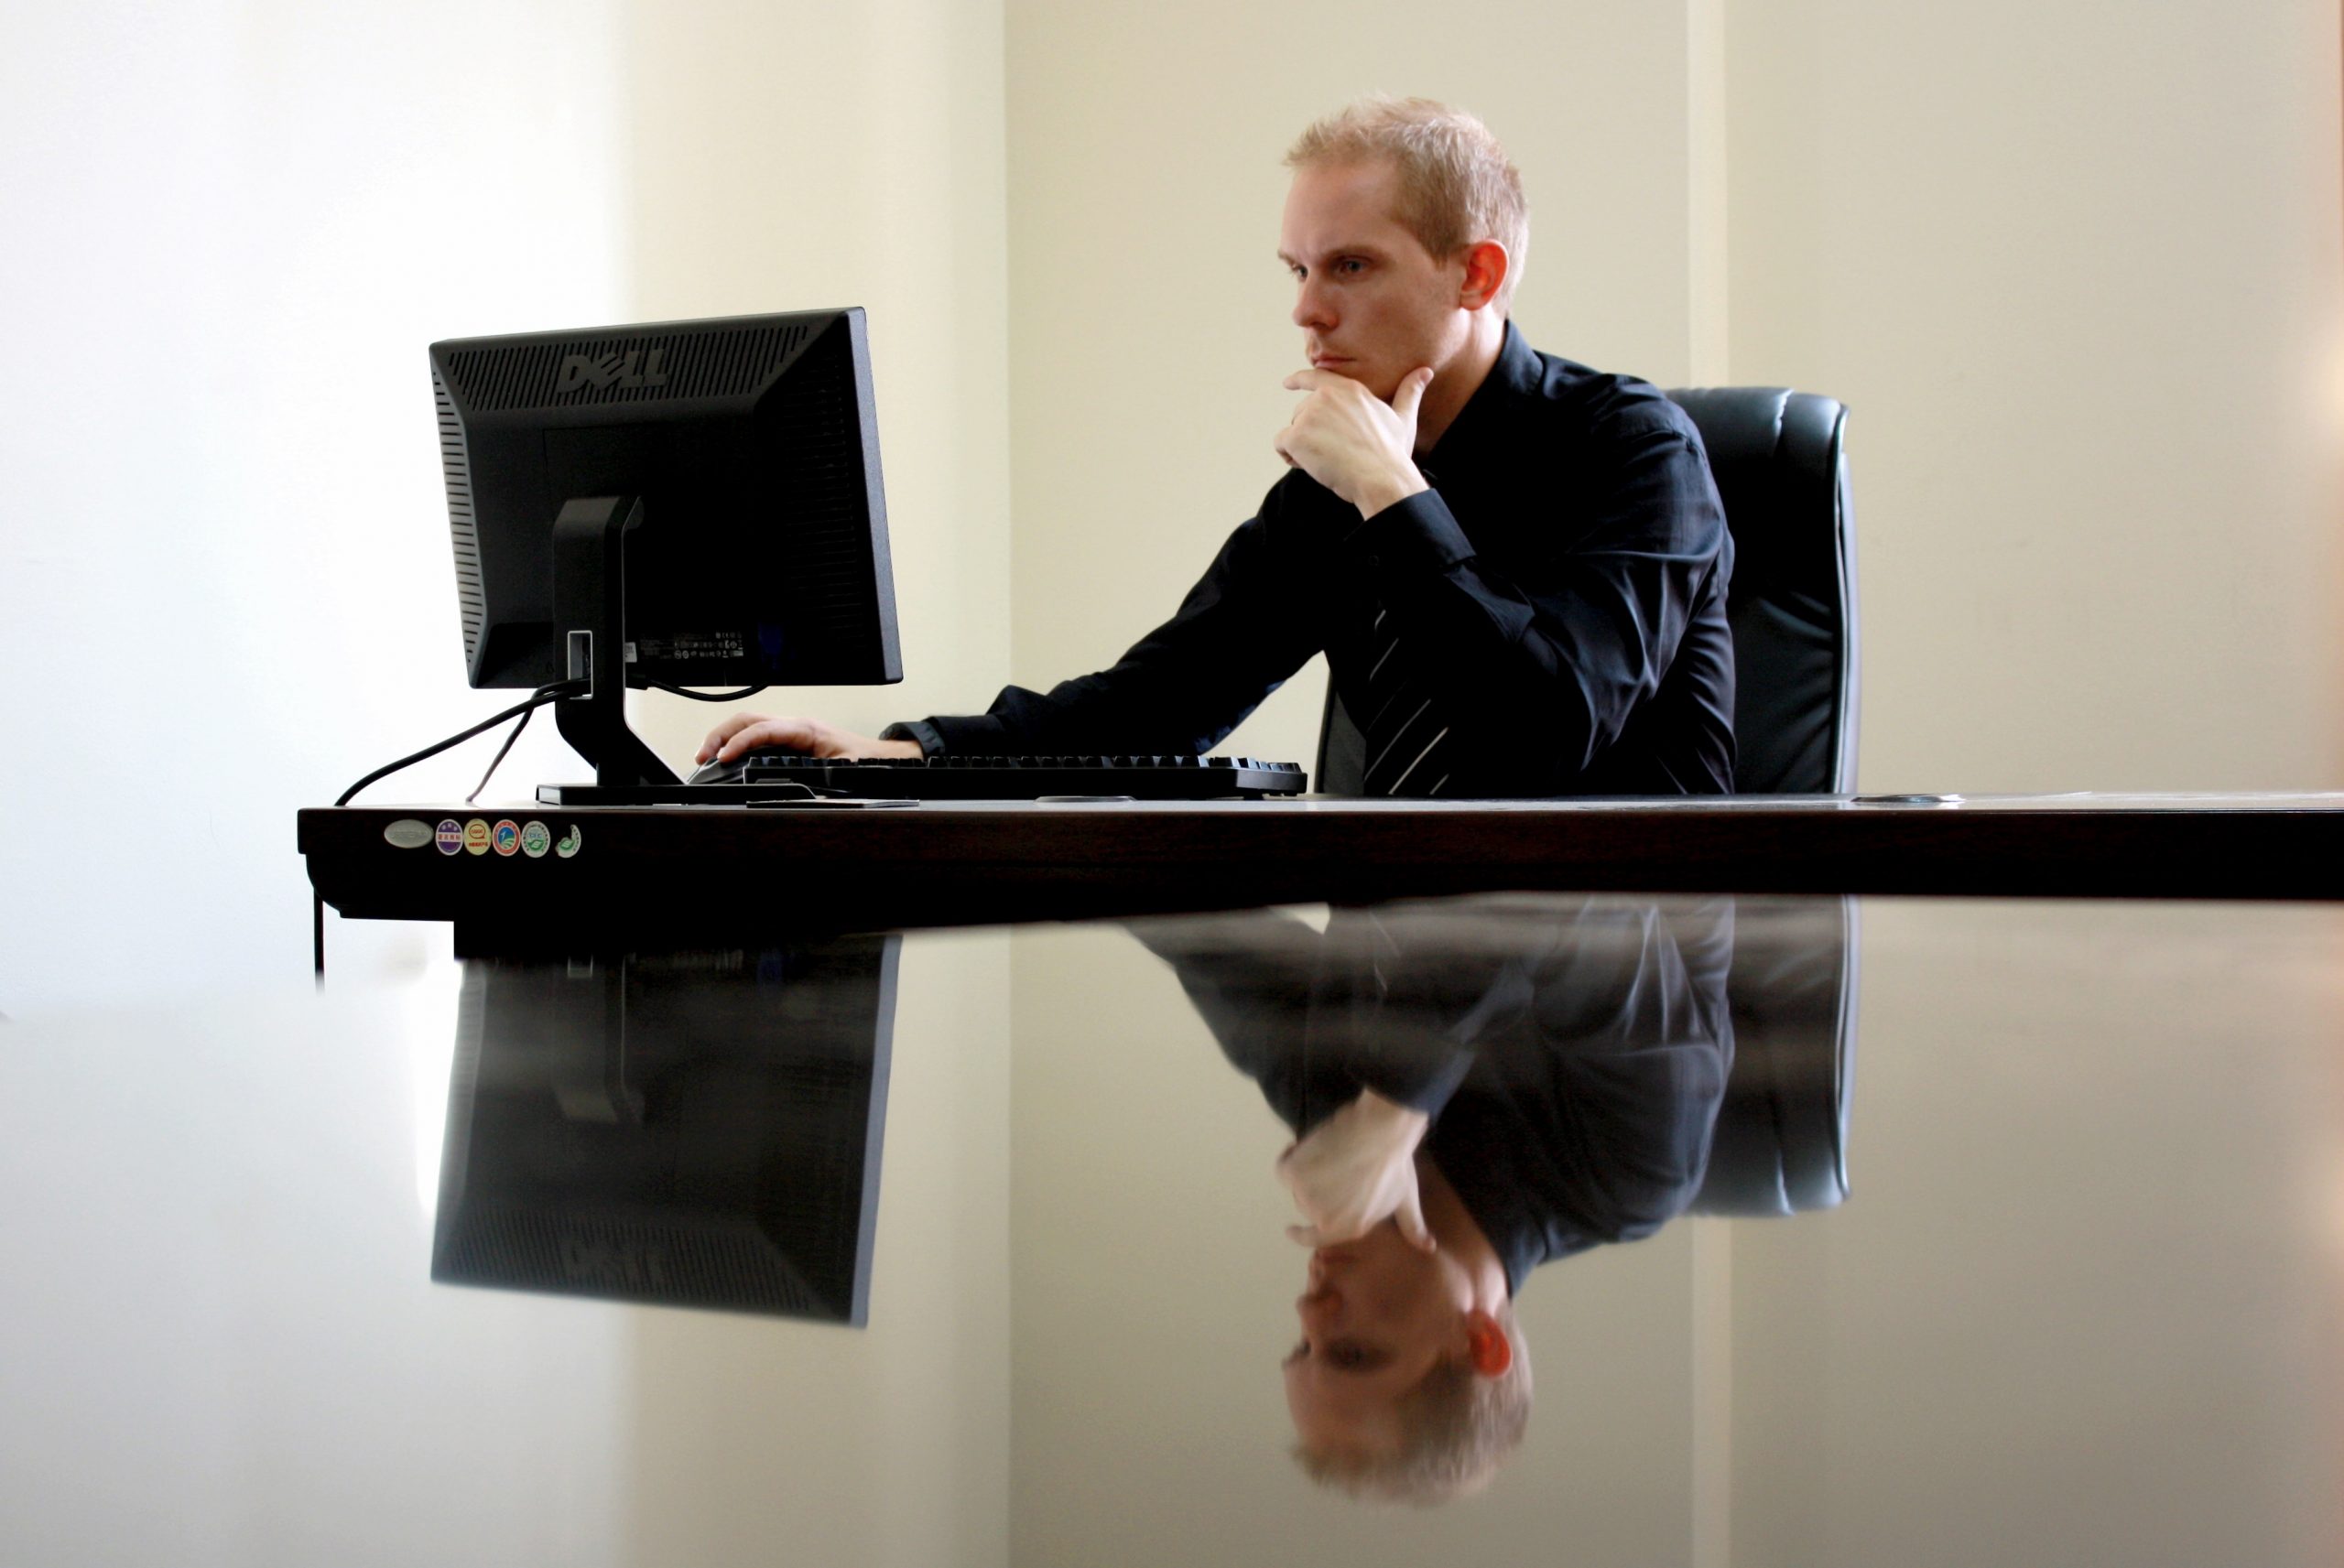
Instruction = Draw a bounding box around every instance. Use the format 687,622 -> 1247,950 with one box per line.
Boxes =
0,2 -> 632,1011
0,1 -> 1012,1015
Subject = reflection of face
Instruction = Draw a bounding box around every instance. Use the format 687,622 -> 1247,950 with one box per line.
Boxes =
1284,1220 -> 1470,1459
1279,157 -> 1471,402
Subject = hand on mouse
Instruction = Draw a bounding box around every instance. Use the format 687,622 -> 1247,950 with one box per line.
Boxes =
697,713 -> 922,764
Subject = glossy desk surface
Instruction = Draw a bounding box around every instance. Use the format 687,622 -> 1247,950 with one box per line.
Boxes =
7,892 -> 2343,1565
301,793 -> 2344,941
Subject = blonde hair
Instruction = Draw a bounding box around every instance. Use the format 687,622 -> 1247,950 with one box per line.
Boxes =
1286,96 -> 1529,312
1292,1309 -> 1533,1505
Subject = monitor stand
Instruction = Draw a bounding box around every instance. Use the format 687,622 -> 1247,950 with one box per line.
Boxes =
537,495 -> 915,808
548,493 -> 686,799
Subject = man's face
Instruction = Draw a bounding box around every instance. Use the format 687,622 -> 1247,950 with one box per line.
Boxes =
1283,1220 -> 1469,1459
1278,157 -> 1472,402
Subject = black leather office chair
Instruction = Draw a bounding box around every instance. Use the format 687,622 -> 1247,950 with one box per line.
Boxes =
1312,387 -> 1859,795
1668,387 -> 1859,794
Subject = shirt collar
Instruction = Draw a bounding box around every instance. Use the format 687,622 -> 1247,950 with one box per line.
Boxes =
1425,319 -> 1539,469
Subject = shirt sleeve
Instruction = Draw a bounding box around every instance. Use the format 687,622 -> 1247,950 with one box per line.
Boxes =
1350,410 -> 1731,791
884,503 -> 1329,756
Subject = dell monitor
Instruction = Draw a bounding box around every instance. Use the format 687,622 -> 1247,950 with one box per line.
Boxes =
429,308 -> 901,793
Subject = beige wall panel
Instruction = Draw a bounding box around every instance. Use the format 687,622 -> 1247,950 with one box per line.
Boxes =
1726,0 -> 2344,791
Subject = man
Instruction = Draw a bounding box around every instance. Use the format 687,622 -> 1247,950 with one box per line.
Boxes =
703,97 -> 1734,797
1135,895 -> 1736,1499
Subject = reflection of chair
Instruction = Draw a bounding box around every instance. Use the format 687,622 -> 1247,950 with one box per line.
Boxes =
1666,387 -> 1859,794
1691,896 -> 1858,1217
1312,388 -> 1859,795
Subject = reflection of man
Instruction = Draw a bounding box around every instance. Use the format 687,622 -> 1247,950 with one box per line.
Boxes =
1137,897 -> 1734,1501
703,97 -> 1734,798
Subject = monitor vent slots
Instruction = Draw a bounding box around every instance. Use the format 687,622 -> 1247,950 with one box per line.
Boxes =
442,322 -> 815,412
433,368 -> 484,658
765,341 -> 870,655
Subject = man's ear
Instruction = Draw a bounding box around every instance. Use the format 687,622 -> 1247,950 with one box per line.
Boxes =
1462,1307 -> 1513,1378
1458,240 -> 1510,311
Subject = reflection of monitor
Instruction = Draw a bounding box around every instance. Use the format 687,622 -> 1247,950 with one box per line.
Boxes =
432,938 -> 898,1324
429,309 -> 901,789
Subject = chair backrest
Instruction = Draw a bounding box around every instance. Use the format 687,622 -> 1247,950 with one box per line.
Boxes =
1318,388 -> 1860,795
1666,387 -> 1860,794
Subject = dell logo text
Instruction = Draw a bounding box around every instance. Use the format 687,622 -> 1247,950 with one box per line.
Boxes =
557,349 -> 671,394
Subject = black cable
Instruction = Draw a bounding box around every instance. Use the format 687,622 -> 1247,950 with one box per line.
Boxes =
466,698 -> 538,804
334,679 -> 583,808
646,681 -> 768,702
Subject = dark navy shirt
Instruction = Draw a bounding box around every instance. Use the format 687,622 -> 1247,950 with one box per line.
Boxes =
888,324 -> 1737,796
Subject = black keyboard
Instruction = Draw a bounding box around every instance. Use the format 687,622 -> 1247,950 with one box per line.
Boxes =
744,753 -> 1307,800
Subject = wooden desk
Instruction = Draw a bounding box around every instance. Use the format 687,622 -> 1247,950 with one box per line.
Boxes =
298,793 -> 2344,945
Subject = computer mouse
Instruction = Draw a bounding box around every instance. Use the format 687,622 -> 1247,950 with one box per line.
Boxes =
688,747 -> 802,785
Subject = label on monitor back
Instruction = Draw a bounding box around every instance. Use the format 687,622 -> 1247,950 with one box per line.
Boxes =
635,632 -> 747,662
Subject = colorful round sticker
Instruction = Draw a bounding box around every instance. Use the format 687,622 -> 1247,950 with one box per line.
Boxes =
555,825 -> 583,859
463,819 -> 492,856
435,818 -> 464,855
492,820 -> 521,857
520,820 -> 552,859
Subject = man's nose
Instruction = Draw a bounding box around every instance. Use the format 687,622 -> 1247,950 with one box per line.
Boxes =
1293,280 -> 1333,332
1297,1282 -> 1340,1333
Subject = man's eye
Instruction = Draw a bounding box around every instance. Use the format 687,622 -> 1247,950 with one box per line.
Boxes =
1336,258 -> 1366,276
1329,1344 -> 1366,1368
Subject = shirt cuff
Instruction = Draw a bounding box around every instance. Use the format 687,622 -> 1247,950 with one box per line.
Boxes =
1345,487 -> 1475,576
884,714 -> 1014,755
878,719 -> 946,757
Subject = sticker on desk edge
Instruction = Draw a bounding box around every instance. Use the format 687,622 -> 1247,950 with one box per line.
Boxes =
492,819 -> 521,857
383,818 -> 432,850
434,818 -> 464,855
520,820 -> 551,859
555,824 -> 582,859
463,818 -> 492,855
